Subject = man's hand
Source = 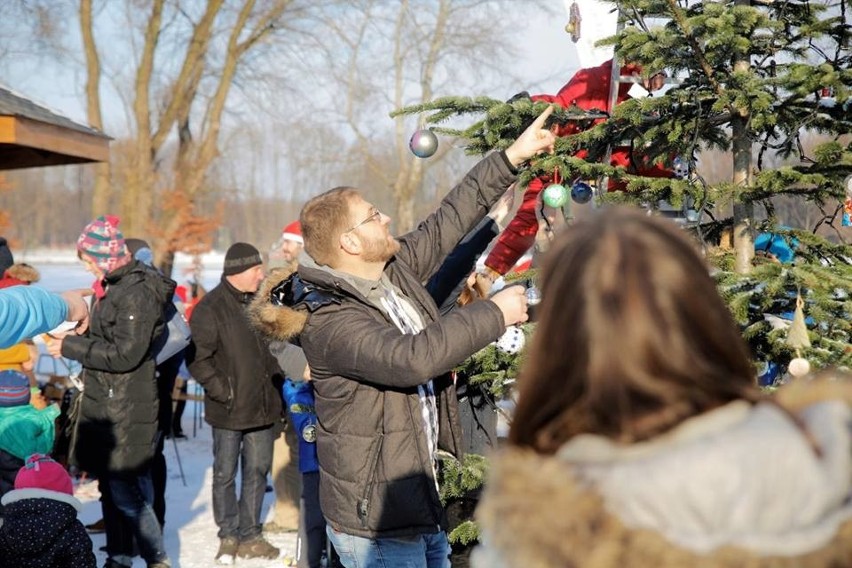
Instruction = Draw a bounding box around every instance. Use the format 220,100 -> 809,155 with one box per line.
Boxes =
490,285 -> 529,327
60,289 -> 92,335
504,106 -> 557,167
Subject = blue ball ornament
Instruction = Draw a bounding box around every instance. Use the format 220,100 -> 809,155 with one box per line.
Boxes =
570,181 -> 593,204
409,129 -> 438,158
542,184 -> 569,208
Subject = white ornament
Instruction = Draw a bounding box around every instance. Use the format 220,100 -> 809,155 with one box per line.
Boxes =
788,357 -> 811,378
495,326 -> 526,354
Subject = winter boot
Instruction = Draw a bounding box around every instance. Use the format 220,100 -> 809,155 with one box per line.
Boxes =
215,536 -> 239,565
237,535 -> 280,559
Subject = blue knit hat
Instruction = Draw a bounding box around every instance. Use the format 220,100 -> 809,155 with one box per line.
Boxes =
0,370 -> 30,407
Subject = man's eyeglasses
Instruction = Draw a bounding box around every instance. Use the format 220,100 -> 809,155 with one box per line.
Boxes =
345,208 -> 382,233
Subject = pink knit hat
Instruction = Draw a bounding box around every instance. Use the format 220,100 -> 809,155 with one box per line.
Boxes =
15,454 -> 74,496
281,221 -> 303,244
77,215 -> 130,273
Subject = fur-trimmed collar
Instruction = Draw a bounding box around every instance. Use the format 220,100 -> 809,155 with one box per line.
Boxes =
474,379 -> 852,568
1,488 -> 82,511
248,265 -> 307,341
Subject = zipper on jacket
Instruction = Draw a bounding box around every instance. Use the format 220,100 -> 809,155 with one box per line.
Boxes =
357,433 -> 384,527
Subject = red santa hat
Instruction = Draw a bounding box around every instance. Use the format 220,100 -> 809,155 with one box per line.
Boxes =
281,221 -> 303,244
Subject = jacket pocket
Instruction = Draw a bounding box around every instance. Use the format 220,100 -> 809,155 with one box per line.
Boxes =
357,433 -> 384,528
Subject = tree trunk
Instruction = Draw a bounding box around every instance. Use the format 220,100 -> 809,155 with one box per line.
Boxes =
80,0 -> 110,216
731,0 -> 754,274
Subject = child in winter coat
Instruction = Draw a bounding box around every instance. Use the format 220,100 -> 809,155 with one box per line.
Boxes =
0,370 -> 60,508
282,377 -> 331,568
0,453 -> 96,567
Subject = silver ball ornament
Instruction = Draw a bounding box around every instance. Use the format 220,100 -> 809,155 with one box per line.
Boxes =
525,286 -> 541,306
672,156 -> 690,180
571,181 -> 593,204
542,183 -> 569,208
409,129 -> 438,158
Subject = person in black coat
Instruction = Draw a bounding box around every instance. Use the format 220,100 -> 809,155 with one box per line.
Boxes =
0,453 -> 96,568
47,216 -> 174,568
187,242 -> 284,564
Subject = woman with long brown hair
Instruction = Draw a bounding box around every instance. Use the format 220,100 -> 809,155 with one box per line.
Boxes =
474,208 -> 852,567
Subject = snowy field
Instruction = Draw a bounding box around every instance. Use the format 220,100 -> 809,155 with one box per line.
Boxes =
75,412 -> 299,568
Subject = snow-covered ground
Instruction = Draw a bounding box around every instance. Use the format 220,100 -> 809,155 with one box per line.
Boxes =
75,411 -> 298,568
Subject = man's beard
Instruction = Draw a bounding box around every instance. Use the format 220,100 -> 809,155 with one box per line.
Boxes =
361,234 -> 400,263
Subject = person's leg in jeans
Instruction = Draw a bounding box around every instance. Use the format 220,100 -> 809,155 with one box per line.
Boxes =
212,427 -> 243,540
422,532 -> 451,568
298,471 -> 325,568
99,475 -> 136,566
107,471 -> 169,565
326,528 -> 451,568
238,425 -> 275,541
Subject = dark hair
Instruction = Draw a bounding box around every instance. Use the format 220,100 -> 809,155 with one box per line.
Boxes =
300,187 -> 360,267
509,208 -> 759,453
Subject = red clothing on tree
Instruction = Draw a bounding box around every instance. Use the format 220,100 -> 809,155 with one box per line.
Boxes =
485,59 -> 671,275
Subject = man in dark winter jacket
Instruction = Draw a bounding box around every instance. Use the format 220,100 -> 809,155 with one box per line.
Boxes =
187,242 -> 284,565
266,107 -> 555,568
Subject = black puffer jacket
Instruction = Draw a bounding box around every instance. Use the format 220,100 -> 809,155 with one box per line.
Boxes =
252,151 -> 515,539
62,260 -> 175,475
187,277 -> 283,430
0,492 -> 96,568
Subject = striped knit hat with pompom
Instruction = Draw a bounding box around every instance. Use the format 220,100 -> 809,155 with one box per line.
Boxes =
0,370 -> 31,407
77,215 -> 130,274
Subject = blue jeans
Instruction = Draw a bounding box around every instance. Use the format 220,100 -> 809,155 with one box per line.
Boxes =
326,526 -> 451,568
103,471 -> 168,565
212,426 -> 275,541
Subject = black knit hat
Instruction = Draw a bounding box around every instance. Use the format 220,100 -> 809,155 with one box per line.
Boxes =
223,242 -> 262,276
0,237 -> 13,275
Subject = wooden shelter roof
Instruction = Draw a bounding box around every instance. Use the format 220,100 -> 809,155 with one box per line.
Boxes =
0,84 -> 111,170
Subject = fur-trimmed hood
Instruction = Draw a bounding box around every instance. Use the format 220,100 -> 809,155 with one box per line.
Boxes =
474,379 -> 852,568
248,265 -> 307,342
4,263 -> 39,284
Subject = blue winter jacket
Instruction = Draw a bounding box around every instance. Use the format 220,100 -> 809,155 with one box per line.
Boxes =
0,286 -> 68,348
282,378 -> 319,473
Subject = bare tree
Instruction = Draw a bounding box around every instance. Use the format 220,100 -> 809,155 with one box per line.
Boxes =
290,0 -> 554,232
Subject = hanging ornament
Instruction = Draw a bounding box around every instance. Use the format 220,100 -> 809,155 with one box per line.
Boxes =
571,181 -> 593,204
525,286 -> 541,306
672,156 -> 690,180
788,357 -> 811,378
409,129 -> 438,158
542,167 -> 568,208
543,184 -> 569,208
495,326 -> 526,355
785,292 -> 811,379
564,2 -> 582,43
786,293 -> 811,350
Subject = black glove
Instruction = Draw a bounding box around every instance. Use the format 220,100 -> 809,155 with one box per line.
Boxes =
506,91 -> 531,104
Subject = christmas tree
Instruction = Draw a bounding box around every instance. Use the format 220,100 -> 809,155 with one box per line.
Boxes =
397,0 -> 852,375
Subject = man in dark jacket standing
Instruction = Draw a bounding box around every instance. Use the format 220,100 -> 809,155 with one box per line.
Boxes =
279,107 -> 555,568
187,242 -> 284,565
